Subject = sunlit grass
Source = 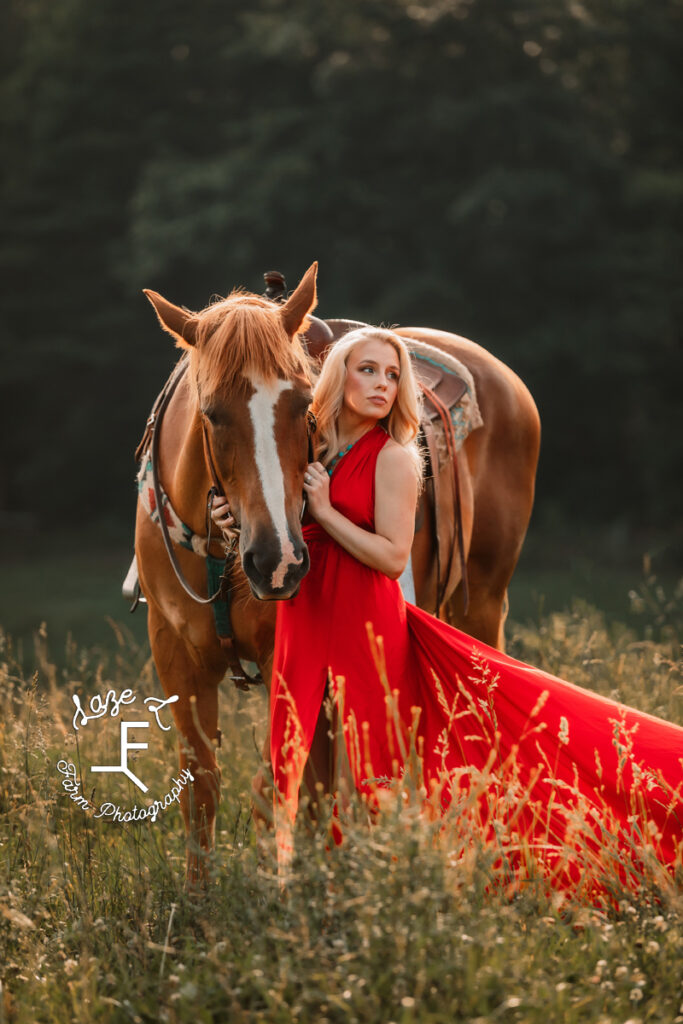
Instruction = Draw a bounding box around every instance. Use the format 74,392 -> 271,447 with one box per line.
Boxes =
1,577 -> 681,1023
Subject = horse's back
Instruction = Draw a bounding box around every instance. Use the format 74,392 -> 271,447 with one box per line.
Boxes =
396,327 -> 540,452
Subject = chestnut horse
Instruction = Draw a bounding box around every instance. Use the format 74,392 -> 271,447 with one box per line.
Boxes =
136,263 -> 540,878
137,265 -> 317,879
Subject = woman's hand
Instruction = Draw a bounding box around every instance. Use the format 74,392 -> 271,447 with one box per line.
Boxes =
305,441 -> 417,579
210,494 -> 236,536
303,462 -> 332,523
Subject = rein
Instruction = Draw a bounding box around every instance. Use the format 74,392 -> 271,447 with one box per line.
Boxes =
146,361 -> 245,692
145,360 -> 316,692
150,363 -> 227,606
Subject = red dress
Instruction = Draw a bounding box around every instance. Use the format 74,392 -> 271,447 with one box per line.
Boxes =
270,425 -> 683,895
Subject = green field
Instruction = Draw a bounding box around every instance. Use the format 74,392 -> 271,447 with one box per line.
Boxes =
0,533 -> 662,665
1,547 -> 682,1023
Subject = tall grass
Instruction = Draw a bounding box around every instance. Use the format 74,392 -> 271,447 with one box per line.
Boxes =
0,578 -> 681,1023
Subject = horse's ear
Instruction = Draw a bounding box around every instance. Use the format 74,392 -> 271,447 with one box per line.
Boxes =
280,262 -> 318,338
143,289 -> 198,349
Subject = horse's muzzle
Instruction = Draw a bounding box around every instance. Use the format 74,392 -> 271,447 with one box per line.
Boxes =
241,541 -> 310,601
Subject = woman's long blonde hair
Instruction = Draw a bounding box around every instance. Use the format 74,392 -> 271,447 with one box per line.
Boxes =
312,327 -> 423,482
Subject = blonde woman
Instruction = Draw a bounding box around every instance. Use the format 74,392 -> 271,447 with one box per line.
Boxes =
214,327 -> 683,892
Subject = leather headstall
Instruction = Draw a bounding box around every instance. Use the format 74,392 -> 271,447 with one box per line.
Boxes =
142,357 -> 317,691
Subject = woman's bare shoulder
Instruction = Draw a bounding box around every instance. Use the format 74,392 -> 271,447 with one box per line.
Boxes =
377,438 -> 415,474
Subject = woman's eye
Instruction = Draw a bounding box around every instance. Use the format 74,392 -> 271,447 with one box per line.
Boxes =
388,372 -> 399,381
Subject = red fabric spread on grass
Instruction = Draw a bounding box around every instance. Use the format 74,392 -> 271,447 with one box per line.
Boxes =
270,424 -> 683,890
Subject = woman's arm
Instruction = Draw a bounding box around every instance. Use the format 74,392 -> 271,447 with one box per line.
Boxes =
305,441 -> 417,579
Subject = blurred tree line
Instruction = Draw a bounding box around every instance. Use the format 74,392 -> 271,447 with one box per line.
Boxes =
1,0 -> 681,559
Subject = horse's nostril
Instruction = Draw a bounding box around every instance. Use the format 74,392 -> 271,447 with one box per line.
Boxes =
241,550 -> 256,579
242,547 -> 272,582
252,550 -> 271,579
296,545 -> 310,574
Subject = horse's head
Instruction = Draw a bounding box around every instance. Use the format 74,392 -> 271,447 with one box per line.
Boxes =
144,264 -> 319,600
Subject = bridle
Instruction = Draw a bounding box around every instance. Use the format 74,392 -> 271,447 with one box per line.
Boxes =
150,357 -> 317,606
199,404 -> 317,541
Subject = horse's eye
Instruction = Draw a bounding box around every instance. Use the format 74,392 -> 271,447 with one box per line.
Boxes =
293,394 -> 313,419
202,407 -> 219,424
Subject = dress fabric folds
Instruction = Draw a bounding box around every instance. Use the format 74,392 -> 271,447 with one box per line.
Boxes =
270,425 -> 682,892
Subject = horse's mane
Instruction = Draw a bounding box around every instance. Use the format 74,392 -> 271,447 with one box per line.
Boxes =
190,291 -> 311,396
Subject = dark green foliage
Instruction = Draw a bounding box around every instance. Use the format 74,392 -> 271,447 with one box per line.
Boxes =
1,0 -> 681,553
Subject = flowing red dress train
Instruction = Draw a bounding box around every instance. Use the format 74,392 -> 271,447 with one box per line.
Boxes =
270,425 -> 683,894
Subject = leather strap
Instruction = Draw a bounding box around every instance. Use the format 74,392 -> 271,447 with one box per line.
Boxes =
135,356 -> 190,464
201,417 -> 228,501
146,374 -> 255,688
150,386 -> 226,606
418,419 -> 442,616
142,346 -> 316,687
419,383 -> 469,614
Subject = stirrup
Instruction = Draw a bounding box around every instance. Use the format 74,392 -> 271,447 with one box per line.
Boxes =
122,554 -> 146,612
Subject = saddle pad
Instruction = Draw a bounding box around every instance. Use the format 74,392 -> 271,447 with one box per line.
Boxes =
136,451 -> 210,557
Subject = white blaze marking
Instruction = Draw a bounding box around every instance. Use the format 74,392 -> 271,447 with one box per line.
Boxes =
247,375 -> 302,589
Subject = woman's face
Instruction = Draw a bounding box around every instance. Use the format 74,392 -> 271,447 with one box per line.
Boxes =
342,338 -> 401,421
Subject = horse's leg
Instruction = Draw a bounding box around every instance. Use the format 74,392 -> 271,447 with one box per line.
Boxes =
302,691 -> 335,820
444,467 -> 534,652
250,651 -> 274,830
147,605 -> 223,883
444,560 -> 510,650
